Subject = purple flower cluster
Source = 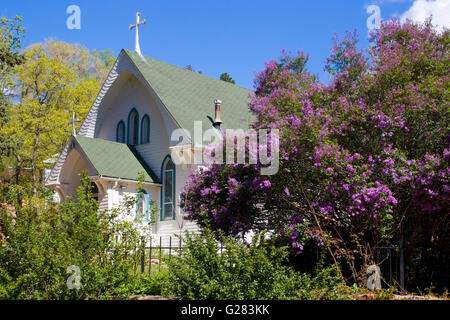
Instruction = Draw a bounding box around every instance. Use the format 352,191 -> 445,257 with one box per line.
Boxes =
181,139 -> 275,236
182,19 -> 449,257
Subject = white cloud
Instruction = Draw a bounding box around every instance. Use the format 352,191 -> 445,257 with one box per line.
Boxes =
365,0 -> 410,5
400,0 -> 450,31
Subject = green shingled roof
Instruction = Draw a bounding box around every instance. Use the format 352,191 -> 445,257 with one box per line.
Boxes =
125,50 -> 255,135
75,136 -> 159,183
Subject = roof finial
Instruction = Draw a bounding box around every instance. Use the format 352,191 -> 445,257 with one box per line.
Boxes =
69,111 -> 80,136
129,12 -> 147,56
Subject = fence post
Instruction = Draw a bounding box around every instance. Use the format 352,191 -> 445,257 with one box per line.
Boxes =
169,236 -> 172,261
140,250 -> 145,274
400,237 -> 405,294
159,236 -> 162,272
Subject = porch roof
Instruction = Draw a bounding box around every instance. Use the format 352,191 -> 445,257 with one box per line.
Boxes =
75,136 -> 160,184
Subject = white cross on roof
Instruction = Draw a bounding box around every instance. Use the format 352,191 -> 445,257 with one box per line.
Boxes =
129,12 -> 147,56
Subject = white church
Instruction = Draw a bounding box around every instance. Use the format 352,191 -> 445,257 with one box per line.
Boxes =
45,13 -> 253,241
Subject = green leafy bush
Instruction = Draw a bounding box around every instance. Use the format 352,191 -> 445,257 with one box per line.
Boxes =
296,265 -> 351,300
163,229 -> 346,300
112,270 -> 169,298
0,173 -> 148,299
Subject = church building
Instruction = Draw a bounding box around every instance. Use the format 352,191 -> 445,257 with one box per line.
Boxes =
45,14 -> 253,241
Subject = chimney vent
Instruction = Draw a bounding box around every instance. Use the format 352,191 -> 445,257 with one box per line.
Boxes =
213,99 -> 222,128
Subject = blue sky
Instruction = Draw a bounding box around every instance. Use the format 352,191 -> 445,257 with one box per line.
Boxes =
1,0 -> 443,89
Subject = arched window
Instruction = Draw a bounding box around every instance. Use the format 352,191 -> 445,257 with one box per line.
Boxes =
127,108 -> 139,145
141,115 -> 150,144
116,120 -> 125,143
135,189 -> 150,221
161,155 -> 175,221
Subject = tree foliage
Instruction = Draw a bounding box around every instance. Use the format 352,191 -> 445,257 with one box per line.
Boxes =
0,16 -> 25,77
219,72 -> 236,84
0,16 -> 25,166
1,40 -> 114,187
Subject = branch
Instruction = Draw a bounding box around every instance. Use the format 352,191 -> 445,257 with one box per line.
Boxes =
282,194 -> 345,281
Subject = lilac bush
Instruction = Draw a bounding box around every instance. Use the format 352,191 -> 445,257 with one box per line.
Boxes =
181,140 -> 274,237
183,19 -> 449,291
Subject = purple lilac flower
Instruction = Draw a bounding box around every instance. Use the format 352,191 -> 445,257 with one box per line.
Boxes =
262,180 -> 271,188
284,187 -> 290,196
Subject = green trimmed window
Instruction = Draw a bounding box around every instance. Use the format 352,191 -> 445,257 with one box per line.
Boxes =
141,114 -> 150,144
161,155 -> 175,220
127,108 -> 139,145
116,120 -> 125,143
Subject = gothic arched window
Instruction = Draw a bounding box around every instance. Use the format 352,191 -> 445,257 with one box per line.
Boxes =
141,114 -> 150,144
161,155 -> 175,221
116,120 -> 125,143
127,108 -> 139,145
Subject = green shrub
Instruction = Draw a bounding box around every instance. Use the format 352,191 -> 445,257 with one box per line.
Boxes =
0,173 -> 150,299
112,270 -> 169,298
296,265 -> 350,300
163,229 -> 307,300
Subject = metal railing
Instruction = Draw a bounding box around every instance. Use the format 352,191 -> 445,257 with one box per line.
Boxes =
140,236 -> 406,293
140,235 -> 225,274
374,239 -> 405,293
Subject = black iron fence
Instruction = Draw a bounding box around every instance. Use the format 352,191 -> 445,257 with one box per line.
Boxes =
139,236 -> 225,274
374,245 -> 398,286
140,236 -> 406,292
373,239 -> 405,292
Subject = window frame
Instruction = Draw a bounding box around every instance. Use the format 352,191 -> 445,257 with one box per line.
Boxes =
160,154 -> 175,221
116,120 -> 126,143
127,108 -> 139,145
140,114 -> 150,144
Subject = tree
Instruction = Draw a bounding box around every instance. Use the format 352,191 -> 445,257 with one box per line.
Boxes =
1,40 -> 114,191
183,19 -> 450,292
0,16 -> 25,76
42,40 -> 114,83
219,72 -> 235,84
0,16 -> 25,167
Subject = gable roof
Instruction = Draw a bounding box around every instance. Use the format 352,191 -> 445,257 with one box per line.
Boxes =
124,50 -> 255,135
48,50 -> 255,187
75,136 -> 159,183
